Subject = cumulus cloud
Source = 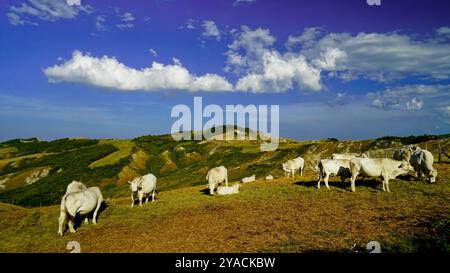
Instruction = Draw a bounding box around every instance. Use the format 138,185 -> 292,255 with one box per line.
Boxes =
202,20 -> 221,40
226,26 -> 322,92
301,31 -> 450,81
368,84 -> 450,114
43,51 -> 233,92
7,0 -> 92,26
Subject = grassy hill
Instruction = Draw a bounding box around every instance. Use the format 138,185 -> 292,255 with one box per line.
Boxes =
0,132 -> 449,252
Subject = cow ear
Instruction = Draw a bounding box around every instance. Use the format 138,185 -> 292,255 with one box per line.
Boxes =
128,181 -> 132,184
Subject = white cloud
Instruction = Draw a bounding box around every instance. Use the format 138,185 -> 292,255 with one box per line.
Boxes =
43,50 -> 233,92
368,84 -> 450,114
226,26 -> 322,92
149,48 -> 158,57
235,51 -> 322,92
95,15 -> 107,31
285,27 -> 323,50
233,0 -> 256,7
202,20 -> 221,40
436,26 -> 450,36
301,31 -> 450,81
116,11 -> 135,30
7,0 -> 92,26
405,98 -> 424,111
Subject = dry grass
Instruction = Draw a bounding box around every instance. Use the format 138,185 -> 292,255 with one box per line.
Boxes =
0,163 -> 448,253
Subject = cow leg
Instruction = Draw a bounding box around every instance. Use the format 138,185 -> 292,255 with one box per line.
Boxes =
225,176 -> 229,187
131,193 -> 135,208
139,191 -> 143,206
92,198 -> 103,225
383,176 -> 391,193
300,168 -> 303,176
68,219 -> 76,233
317,175 -> 322,189
146,196 -> 149,203
152,189 -> 155,202
324,173 -> 330,189
58,211 -> 66,235
350,174 -> 358,192
84,217 -> 89,224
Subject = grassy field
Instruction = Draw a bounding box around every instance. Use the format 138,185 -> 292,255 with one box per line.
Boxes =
89,140 -> 135,168
0,162 -> 448,253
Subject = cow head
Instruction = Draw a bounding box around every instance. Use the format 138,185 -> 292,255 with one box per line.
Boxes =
400,160 -> 415,172
128,179 -> 142,193
429,169 -> 437,183
282,163 -> 289,172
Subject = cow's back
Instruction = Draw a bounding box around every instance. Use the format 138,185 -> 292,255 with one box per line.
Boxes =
141,173 -> 157,193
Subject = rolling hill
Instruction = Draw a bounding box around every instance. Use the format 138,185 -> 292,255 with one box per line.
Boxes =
0,131 -> 449,252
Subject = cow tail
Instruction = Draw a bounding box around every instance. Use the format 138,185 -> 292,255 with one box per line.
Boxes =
317,161 -> 324,178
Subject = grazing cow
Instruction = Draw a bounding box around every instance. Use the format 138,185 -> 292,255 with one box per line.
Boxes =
282,157 -> 304,178
316,159 -> 351,189
241,174 -> 256,183
393,148 -> 413,162
206,166 -> 228,195
217,183 -> 240,195
349,158 -> 414,193
265,175 -> 274,181
58,187 -> 104,235
331,153 -> 367,160
66,181 -> 87,194
129,173 -> 157,207
410,148 -> 437,183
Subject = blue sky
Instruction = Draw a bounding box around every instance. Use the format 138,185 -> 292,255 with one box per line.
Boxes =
0,0 -> 449,141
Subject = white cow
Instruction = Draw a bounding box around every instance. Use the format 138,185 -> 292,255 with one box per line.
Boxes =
349,158 -> 414,193
65,181 -> 89,223
410,148 -> 437,183
206,166 -> 228,195
331,153 -> 367,160
316,159 -> 351,189
241,174 -> 256,183
129,173 -> 157,207
282,157 -> 304,178
217,183 -> 240,195
58,187 -> 104,235
65,181 -> 87,194
265,175 -> 274,181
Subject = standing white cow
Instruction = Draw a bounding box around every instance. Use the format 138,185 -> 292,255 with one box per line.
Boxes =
331,153 -> 367,160
129,173 -> 157,207
265,175 -> 274,181
316,159 -> 351,189
217,183 -> 240,195
410,148 -> 437,183
349,158 -> 414,193
65,181 -> 89,224
58,187 -> 104,235
241,174 -> 256,183
66,181 -> 87,194
206,166 -> 228,195
282,157 -> 304,178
